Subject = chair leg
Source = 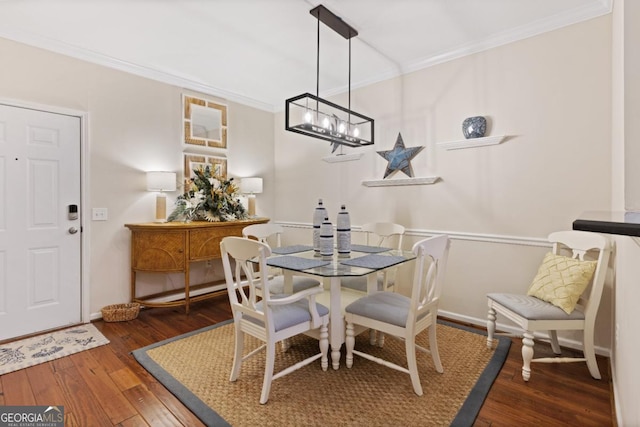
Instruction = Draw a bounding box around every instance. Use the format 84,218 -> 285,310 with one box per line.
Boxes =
346,322 -> 355,368
405,339 -> 423,396
487,306 -> 496,349
549,330 -> 561,355
377,332 -> 385,348
428,323 -> 443,373
320,321 -> 329,371
281,338 -> 291,352
521,331 -> 534,382
583,325 -> 601,379
230,326 -> 244,382
260,340 -> 276,404
369,329 -> 377,345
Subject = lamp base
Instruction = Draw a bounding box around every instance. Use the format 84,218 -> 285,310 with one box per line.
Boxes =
155,193 -> 167,223
247,194 -> 256,217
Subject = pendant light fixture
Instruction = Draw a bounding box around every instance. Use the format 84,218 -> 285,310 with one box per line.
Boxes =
285,4 -> 374,148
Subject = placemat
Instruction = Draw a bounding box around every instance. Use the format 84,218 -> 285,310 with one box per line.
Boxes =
267,256 -> 330,270
350,244 -> 392,253
340,254 -> 407,269
271,245 -> 314,255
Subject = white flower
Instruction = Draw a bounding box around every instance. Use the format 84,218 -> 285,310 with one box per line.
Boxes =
208,177 -> 220,188
203,211 -> 220,222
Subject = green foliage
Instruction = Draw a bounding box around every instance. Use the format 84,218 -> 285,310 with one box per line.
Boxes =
167,165 -> 248,222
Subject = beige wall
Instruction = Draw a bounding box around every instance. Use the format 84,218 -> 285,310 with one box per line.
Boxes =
274,15 -> 613,346
3,9 -> 638,425
0,38 -> 275,314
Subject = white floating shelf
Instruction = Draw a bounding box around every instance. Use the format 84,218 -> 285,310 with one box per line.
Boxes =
362,176 -> 440,187
437,135 -> 507,150
322,153 -> 364,163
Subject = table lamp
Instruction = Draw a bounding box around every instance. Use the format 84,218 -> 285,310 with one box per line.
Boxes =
240,177 -> 263,217
146,171 -> 177,222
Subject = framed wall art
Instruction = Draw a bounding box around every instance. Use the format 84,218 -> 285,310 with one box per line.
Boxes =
184,153 -> 227,183
183,94 -> 228,150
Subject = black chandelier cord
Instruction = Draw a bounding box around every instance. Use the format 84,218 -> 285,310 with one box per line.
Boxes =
316,15 -> 320,99
348,36 -> 352,125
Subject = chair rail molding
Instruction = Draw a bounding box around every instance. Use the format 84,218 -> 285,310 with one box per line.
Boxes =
276,221 -> 550,248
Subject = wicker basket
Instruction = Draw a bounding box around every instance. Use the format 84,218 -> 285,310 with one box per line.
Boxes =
101,303 -> 141,322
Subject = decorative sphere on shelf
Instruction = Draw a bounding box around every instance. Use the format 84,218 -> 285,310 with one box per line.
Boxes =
462,116 -> 487,139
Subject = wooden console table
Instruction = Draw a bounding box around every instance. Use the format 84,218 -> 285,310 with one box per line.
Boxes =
125,218 -> 268,313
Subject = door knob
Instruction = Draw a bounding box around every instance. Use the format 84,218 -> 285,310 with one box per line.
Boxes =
68,227 -> 78,234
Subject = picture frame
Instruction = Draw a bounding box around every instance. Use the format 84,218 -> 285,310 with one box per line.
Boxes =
183,94 -> 228,150
183,153 -> 227,185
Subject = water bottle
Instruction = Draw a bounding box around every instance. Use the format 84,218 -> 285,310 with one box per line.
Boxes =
336,204 -> 351,257
313,199 -> 327,255
319,217 -> 334,257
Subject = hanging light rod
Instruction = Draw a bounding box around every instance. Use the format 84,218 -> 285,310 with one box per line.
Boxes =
309,4 -> 358,39
285,4 -> 374,149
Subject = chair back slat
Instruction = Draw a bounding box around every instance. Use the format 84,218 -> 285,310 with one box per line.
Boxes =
221,236 -> 273,315
362,222 -> 405,250
548,230 -> 612,319
410,235 -> 451,325
243,223 -> 283,247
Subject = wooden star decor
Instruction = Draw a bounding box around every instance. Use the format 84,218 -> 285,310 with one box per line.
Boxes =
377,133 -> 424,179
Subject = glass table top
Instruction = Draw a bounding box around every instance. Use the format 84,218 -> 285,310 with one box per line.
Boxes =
265,246 -> 416,278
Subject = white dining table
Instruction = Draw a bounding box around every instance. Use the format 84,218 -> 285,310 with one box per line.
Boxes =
266,245 -> 416,370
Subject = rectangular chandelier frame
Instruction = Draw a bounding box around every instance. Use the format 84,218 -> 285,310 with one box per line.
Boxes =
285,93 -> 374,147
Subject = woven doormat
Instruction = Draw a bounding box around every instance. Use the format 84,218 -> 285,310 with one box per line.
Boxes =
0,323 -> 110,375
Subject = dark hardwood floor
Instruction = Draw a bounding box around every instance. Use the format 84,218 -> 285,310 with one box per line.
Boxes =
0,295 -> 614,426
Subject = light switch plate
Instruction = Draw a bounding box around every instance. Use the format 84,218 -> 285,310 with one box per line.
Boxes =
92,208 -> 108,221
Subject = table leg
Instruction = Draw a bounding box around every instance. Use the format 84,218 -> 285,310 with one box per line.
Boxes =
367,273 -> 378,345
329,276 -> 343,370
283,271 -> 293,294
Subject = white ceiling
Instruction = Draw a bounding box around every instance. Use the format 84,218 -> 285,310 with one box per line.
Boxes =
0,0 -> 612,112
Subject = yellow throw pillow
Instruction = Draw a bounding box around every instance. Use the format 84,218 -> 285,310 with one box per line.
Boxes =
527,252 -> 597,314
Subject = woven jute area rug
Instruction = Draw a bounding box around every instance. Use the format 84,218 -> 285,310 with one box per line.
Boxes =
0,323 -> 110,375
133,320 -> 510,427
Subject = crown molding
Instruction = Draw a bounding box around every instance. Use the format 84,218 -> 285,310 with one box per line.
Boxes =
0,27 -> 276,112
0,0 -> 611,113
320,1 -> 613,99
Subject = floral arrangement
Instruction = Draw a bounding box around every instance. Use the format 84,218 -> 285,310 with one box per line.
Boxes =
167,166 -> 248,222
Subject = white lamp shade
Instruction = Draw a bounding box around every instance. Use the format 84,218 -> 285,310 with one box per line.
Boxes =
240,177 -> 263,194
147,171 -> 177,192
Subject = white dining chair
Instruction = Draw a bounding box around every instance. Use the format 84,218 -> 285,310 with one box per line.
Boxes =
220,236 -> 329,404
344,234 -> 450,396
341,221 -> 406,293
242,223 -> 320,294
341,222 -> 406,346
487,230 -> 612,381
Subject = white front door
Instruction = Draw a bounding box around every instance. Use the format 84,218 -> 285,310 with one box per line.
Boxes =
0,104 -> 82,341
